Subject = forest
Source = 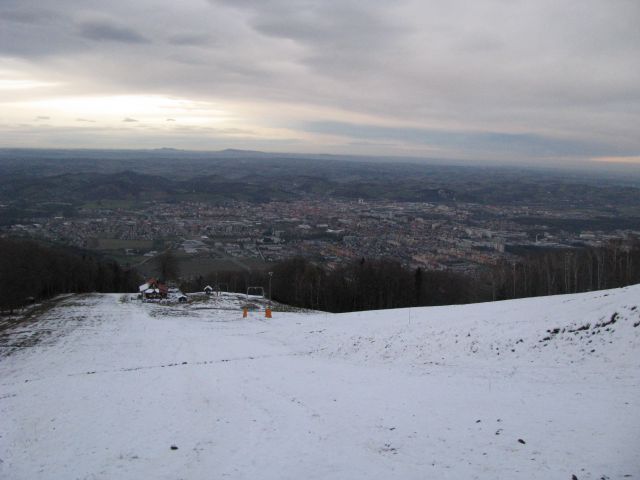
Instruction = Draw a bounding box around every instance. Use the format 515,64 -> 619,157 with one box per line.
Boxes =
0,238 -> 141,312
2,236 -> 639,315
183,238 -> 640,313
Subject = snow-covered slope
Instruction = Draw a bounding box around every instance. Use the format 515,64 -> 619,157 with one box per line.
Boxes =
1,286 -> 639,479
297,288 -> 640,370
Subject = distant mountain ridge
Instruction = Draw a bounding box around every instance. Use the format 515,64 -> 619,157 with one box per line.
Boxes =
2,163 -> 640,210
2,148 -> 640,230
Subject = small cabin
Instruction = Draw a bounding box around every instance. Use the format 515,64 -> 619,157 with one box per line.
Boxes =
138,278 -> 168,300
204,285 -> 213,295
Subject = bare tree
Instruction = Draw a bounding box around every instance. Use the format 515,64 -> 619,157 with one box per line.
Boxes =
157,251 -> 180,281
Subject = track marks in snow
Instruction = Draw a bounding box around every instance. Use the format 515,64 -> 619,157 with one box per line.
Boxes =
5,352 -> 312,387
0,295 -> 99,357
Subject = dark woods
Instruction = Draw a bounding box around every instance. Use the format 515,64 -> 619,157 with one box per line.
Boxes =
183,238 -> 640,313
486,239 -> 640,300
3,236 -> 639,314
181,259 -> 478,312
0,238 -> 141,312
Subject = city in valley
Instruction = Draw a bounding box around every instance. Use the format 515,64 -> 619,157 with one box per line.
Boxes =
2,150 -> 639,279
6,196 -> 639,278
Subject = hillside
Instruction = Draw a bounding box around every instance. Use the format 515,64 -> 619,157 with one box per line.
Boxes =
3,149 -> 640,209
1,287 -> 639,479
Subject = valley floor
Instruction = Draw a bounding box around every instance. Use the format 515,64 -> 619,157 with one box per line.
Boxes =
1,288 -> 639,479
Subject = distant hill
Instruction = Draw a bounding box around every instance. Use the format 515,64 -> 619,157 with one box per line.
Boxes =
2,148 -> 640,227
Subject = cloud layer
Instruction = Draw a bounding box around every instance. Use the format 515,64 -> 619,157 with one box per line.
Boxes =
0,0 -> 639,166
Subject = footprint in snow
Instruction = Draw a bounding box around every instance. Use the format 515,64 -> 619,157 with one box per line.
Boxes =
379,443 -> 398,455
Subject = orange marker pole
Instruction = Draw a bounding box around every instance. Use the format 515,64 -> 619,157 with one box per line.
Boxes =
242,307 -> 248,318
265,307 -> 272,319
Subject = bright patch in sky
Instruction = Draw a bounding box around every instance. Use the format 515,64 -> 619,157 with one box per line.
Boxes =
22,95 -> 231,126
593,156 -> 640,165
0,79 -> 58,90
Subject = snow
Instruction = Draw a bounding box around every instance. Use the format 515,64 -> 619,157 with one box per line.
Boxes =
1,286 -> 639,479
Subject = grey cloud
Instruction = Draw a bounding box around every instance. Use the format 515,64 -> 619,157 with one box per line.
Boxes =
303,121 -> 634,158
0,0 -> 638,163
123,117 -> 138,122
35,116 -> 50,120
253,4 -> 396,44
453,33 -> 504,54
167,33 -> 212,46
1,7 -> 59,24
0,2 -> 75,56
214,0 -> 402,72
78,18 -> 148,44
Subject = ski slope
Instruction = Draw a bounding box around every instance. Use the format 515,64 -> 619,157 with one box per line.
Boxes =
1,287 -> 639,479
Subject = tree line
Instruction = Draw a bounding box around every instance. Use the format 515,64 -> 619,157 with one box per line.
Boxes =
0,238 -> 141,313
483,238 -> 640,301
182,238 -> 640,313
182,258 -> 477,312
3,235 -> 638,315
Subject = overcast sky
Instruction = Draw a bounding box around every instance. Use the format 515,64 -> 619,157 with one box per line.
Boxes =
1,0 -> 639,167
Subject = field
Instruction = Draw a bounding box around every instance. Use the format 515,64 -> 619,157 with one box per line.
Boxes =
81,200 -> 139,210
134,250 -> 266,279
94,238 -> 155,251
